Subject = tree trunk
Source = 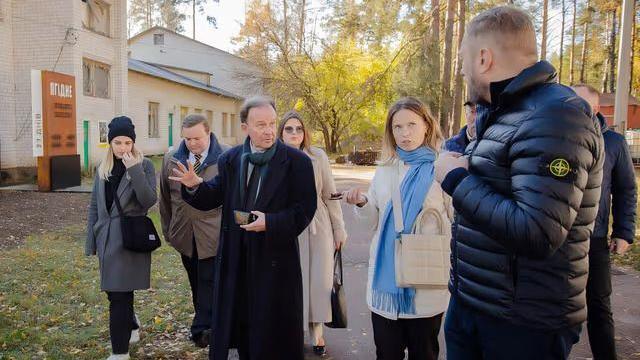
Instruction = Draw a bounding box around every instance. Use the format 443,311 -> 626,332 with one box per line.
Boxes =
579,0 -> 590,83
452,0 -> 466,135
569,0 -> 577,84
321,125 -> 331,153
430,0 -> 441,115
330,129 -> 340,154
602,12 -> 611,93
147,0 -> 153,29
631,0 -> 637,94
541,0 -> 549,60
283,0 -> 289,55
192,0 -> 196,39
609,8 -> 618,93
298,0 -> 306,54
559,0 -> 566,82
440,0 -> 456,137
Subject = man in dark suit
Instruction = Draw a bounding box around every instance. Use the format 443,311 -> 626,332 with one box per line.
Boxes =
169,96 -> 317,360
573,84 -> 637,360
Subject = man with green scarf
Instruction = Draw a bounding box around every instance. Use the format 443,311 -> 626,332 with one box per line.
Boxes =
170,96 -> 317,360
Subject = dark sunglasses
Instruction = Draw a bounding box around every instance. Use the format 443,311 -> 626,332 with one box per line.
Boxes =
284,126 -> 304,134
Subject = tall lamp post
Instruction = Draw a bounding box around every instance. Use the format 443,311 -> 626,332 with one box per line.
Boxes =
613,0 -> 635,134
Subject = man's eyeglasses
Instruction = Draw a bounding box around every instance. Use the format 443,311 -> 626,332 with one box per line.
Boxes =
284,126 -> 304,134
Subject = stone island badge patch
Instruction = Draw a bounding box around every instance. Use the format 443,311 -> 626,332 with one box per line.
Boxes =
538,156 -> 577,181
549,158 -> 571,177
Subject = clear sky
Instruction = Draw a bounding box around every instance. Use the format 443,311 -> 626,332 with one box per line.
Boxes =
129,1 -> 563,58
178,0 -> 246,53
127,0 -> 247,53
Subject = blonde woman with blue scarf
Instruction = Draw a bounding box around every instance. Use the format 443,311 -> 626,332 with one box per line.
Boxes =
344,97 -> 452,360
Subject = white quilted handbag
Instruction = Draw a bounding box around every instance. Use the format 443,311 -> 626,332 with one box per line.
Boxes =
393,188 -> 452,288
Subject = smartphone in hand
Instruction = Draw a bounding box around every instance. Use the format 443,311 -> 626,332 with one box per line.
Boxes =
234,210 -> 258,225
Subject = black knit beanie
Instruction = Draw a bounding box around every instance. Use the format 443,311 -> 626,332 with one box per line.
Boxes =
108,116 -> 136,143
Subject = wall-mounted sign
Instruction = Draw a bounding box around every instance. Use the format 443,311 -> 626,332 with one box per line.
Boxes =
35,70 -> 79,191
31,70 -> 44,157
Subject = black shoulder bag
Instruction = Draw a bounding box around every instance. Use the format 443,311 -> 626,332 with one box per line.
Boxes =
326,249 -> 348,328
111,182 -> 161,253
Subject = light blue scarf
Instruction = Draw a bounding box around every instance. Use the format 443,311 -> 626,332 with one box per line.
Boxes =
371,146 -> 436,315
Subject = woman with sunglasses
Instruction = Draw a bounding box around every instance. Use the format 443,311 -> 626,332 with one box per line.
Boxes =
278,110 -> 348,357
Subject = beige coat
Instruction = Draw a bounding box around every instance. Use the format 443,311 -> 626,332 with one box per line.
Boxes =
298,147 -> 348,325
159,141 -> 229,259
354,158 -> 453,320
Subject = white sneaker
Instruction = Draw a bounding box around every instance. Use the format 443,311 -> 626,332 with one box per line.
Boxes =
129,314 -> 140,344
106,354 -> 130,360
129,328 -> 140,344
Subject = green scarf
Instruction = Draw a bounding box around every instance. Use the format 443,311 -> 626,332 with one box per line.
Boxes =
239,137 -> 278,206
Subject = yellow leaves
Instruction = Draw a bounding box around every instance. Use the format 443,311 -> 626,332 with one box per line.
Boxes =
68,347 -> 82,355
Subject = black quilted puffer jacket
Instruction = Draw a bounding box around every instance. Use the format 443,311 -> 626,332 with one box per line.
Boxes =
441,61 -> 605,330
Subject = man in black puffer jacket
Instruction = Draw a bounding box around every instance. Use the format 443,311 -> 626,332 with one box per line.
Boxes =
434,6 -> 605,359
573,84 -> 637,360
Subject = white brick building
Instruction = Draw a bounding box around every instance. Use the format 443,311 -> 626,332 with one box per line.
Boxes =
0,0 -> 127,183
127,59 -> 243,156
128,26 -> 263,97
0,3 -> 257,185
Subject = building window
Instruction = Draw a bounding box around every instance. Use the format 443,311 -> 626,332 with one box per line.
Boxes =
83,58 -> 110,99
153,33 -> 164,45
222,112 -> 229,137
230,114 -> 237,137
99,122 -> 108,144
194,108 -> 202,114
206,110 -> 213,130
82,0 -> 110,37
149,102 -> 160,138
180,106 -> 189,122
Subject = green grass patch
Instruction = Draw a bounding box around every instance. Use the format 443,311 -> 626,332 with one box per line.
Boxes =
148,155 -> 164,174
613,242 -> 640,272
0,212 -> 207,359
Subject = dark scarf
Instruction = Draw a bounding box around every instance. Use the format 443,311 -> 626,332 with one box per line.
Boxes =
238,137 -> 278,206
105,156 -> 126,210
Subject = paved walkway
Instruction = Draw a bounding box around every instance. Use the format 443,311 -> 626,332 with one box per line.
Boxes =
314,165 -> 640,360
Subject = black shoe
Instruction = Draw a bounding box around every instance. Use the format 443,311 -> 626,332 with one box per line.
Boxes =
312,345 -> 326,357
192,329 -> 211,348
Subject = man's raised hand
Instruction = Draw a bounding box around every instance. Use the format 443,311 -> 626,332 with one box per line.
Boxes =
168,160 -> 203,189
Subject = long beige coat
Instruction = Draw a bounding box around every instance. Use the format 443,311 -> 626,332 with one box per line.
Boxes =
298,147 -> 348,325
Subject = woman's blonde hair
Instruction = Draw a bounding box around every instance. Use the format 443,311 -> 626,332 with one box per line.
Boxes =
382,97 -> 443,163
98,142 -> 144,181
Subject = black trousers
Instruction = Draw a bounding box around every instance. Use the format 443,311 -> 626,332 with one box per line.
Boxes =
180,237 -> 216,337
586,237 -> 617,360
371,311 -> 443,360
106,291 -> 139,355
